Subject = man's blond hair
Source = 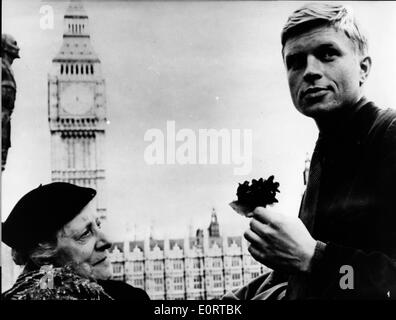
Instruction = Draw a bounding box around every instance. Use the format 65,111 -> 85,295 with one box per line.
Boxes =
281,3 -> 368,56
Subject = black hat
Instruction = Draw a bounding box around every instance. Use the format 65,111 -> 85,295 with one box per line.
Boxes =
2,182 -> 96,251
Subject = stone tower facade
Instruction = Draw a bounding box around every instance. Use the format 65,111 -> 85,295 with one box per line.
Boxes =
208,208 -> 220,238
48,0 -> 107,219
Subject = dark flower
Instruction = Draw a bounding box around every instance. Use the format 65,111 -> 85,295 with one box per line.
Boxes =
230,175 -> 280,217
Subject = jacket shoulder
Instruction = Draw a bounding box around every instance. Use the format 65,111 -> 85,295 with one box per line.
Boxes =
364,104 -> 396,142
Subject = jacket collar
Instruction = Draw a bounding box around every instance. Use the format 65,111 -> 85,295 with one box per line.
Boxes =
317,97 -> 379,148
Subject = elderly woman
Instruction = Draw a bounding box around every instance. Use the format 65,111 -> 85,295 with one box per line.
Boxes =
2,182 -> 149,300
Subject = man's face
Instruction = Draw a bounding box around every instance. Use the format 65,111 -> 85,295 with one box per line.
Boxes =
56,200 -> 113,280
283,25 -> 366,118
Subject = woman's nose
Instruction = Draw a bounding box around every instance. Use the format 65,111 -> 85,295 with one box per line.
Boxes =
95,229 -> 112,251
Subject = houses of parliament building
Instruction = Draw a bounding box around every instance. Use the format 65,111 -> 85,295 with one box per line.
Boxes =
108,209 -> 271,300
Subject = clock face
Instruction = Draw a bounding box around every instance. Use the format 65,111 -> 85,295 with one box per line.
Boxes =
60,83 -> 94,115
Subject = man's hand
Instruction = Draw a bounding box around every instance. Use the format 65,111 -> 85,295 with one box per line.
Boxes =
244,207 -> 316,274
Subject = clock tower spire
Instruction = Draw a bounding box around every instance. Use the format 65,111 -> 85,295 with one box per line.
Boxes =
48,0 -> 107,220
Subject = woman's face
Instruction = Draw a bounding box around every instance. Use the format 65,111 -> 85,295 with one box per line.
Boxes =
55,200 -> 113,280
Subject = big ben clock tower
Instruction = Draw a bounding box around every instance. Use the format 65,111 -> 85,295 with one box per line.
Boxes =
48,0 -> 107,219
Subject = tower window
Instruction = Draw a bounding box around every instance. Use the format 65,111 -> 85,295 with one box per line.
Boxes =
68,24 -> 71,32
81,65 -> 84,74
72,24 -> 74,33
76,65 -> 79,74
79,24 -> 81,33
91,65 -> 94,74
60,64 -> 64,74
65,64 -> 69,74
71,64 -> 74,75
86,65 -> 89,74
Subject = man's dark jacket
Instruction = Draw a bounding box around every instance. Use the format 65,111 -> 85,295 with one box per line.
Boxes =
224,100 -> 396,300
286,100 -> 396,299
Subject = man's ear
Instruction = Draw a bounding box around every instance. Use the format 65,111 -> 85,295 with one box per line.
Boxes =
359,55 -> 372,86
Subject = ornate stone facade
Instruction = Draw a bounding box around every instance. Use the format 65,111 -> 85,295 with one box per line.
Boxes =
109,212 -> 271,300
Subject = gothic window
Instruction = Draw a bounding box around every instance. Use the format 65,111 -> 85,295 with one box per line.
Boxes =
231,257 -> 240,267
67,138 -> 71,168
153,261 -> 162,271
72,24 -> 74,33
86,65 -> 89,74
91,64 -> 94,74
76,65 -> 79,74
60,64 -> 64,74
173,276 -> 183,290
213,274 -> 221,281
193,275 -> 202,289
134,279 -> 144,287
83,139 -> 88,168
213,274 -> 223,288
154,277 -> 163,292
71,137 -> 76,168
133,263 -> 143,272
192,258 -> 200,269
173,261 -> 182,270
231,273 -> 240,280
65,64 -> 69,74
231,273 -> 241,288
81,65 -> 84,74
212,258 -> 221,268
113,264 -> 122,274
71,64 -> 74,74
79,24 -> 81,33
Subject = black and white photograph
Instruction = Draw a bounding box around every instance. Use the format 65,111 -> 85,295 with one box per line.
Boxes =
2,0 -> 396,303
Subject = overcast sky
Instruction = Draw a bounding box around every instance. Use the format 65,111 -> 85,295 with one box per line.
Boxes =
2,0 -> 396,242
